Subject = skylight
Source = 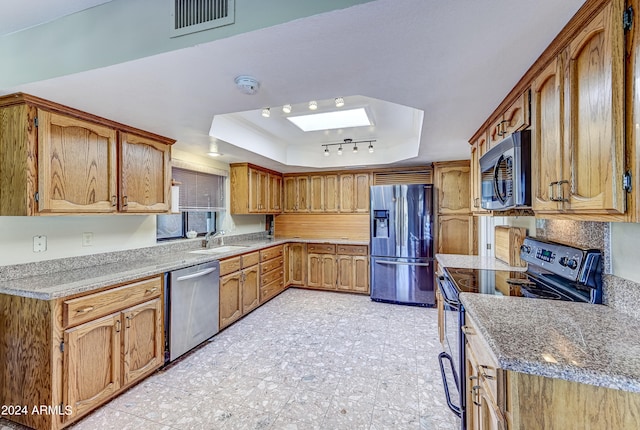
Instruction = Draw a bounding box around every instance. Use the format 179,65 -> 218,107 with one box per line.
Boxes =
286,108 -> 371,132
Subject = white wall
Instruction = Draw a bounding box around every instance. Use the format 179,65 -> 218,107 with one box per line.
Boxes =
0,215 -> 156,265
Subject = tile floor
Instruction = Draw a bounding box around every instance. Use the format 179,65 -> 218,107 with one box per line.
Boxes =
1,288 -> 459,430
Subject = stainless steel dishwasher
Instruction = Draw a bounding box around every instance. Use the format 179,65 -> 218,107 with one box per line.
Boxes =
165,261 -> 219,362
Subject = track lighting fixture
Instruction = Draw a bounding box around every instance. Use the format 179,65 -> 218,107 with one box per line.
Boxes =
282,104 -> 292,114
261,107 -> 270,118
335,97 -> 345,108
309,100 -> 318,110
320,138 -> 375,156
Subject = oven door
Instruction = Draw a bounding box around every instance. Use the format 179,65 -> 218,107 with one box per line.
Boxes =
437,275 -> 462,419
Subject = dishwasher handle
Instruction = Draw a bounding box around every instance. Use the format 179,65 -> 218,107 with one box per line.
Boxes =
375,260 -> 430,267
176,267 -> 217,281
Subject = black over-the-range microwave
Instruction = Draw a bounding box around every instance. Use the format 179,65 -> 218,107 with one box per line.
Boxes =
479,129 -> 531,211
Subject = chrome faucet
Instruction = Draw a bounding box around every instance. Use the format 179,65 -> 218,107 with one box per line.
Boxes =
202,230 -> 225,248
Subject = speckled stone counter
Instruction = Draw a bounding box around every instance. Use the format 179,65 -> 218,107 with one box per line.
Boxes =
460,293 -> 640,393
436,253 -> 527,271
0,236 -> 368,300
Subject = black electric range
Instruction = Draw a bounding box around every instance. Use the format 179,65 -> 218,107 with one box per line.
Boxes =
437,237 -> 603,429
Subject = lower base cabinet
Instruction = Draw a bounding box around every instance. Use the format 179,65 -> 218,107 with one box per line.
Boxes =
464,314 -> 640,430
0,275 -> 164,430
259,245 -> 285,303
219,252 -> 260,330
306,243 -> 369,293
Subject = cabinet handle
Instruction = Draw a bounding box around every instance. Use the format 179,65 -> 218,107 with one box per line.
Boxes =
76,306 -> 95,314
555,180 -> 569,202
549,181 -> 557,201
115,319 -> 121,333
480,365 -> 496,380
125,315 -> 132,329
472,384 -> 482,406
146,287 -> 158,294
474,197 -> 480,208
461,325 -> 475,335
122,196 -> 128,207
111,195 -> 117,207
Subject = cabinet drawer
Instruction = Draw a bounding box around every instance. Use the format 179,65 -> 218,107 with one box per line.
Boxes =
463,315 -> 500,402
336,245 -> 368,256
261,266 -> 284,286
220,256 -> 241,276
261,256 -> 283,275
260,278 -> 284,303
307,243 -> 336,254
242,251 -> 260,268
260,245 -> 284,261
63,276 -> 162,328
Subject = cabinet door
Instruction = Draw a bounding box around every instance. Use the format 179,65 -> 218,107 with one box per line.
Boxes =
122,298 -> 163,386
470,134 -> 491,214
269,174 -> 283,213
310,175 -> 325,212
288,243 -> 307,285
119,132 -> 171,212
437,215 -> 476,255
435,164 -> 471,214
296,176 -> 310,212
353,173 -> 370,213
64,313 -> 121,419
336,255 -> 353,291
352,255 -> 369,293
249,168 -> 268,213
532,56 -> 565,212
502,91 -> 530,135
242,265 -> 260,314
563,0 -> 625,213
307,254 -> 323,288
321,254 -> 337,290
339,174 -> 354,212
219,272 -> 242,329
37,110 -> 117,213
324,174 -> 339,212
283,177 -> 297,212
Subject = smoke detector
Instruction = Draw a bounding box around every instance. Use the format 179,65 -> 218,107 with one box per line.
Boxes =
234,75 -> 260,95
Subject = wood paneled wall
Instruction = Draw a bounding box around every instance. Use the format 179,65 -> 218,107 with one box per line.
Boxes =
275,214 -> 369,241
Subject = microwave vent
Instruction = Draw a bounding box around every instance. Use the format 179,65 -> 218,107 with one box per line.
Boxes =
170,0 -> 235,37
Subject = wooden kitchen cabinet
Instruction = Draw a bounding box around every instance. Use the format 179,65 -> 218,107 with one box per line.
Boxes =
309,174 -> 340,213
0,94 -> 175,216
310,175 -> 325,212
488,90 -> 530,147
283,175 -> 310,212
0,275 -> 164,430
308,252 -> 337,290
119,132 -> 171,212
335,245 -> 369,293
259,245 -> 285,303
434,160 -> 476,255
530,0 -> 625,215
219,252 -> 261,329
470,133 -> 490,214
287,242 -> 307,285
230,163 -> 283,214
339,172 -> 370,212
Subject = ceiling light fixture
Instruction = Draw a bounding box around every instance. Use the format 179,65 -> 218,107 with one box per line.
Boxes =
309,100 -> 318,111
320,139 -> 375,156
282,104 -> 292,114
207,142 -> 223,157
261,107 -> 270,118
335,97 -> 345,108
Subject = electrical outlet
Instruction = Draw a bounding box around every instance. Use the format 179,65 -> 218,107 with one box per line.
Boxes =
82,232 -> 93,247
33,235 -> 47,252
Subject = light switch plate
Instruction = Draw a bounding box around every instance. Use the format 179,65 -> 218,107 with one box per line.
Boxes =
33,235 -> 47,252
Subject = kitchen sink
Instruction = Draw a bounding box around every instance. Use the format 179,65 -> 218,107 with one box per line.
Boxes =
190,245 -> 249,254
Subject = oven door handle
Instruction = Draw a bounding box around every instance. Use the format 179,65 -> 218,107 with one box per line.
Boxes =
438,352 -> 462,418
437,276 -> 460,309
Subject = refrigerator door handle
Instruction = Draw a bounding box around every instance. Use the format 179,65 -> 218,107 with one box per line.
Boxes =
375,260 -> 430,267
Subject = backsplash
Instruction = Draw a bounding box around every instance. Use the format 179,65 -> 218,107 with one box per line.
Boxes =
536,219 -> 640,320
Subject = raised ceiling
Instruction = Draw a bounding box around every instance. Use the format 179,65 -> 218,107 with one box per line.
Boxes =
1,0 -> 587,172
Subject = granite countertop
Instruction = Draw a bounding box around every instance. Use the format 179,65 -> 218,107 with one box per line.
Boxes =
436,253 -> 527,271
1,237 -> 368,300
460,293 -> 640,393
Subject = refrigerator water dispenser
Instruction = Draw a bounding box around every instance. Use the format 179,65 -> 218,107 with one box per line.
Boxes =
373,210 -> 389,238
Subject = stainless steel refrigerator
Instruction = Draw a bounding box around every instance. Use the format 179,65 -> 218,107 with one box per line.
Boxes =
370,184 -> 435,306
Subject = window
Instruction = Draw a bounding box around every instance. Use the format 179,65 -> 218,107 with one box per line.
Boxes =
157,167 -> 225,240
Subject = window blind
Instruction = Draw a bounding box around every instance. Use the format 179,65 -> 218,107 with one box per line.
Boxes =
173,167 -> 225,212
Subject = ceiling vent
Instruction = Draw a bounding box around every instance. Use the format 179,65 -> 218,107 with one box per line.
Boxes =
170,0 -> 235,38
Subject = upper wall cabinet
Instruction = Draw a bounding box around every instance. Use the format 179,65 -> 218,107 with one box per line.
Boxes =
532,0 -> 625,215
284,171 -> 370,214
230,163 -> 283,214
470,132 -> 490,214
0,93 -> 175,216
488,91 -> 531,147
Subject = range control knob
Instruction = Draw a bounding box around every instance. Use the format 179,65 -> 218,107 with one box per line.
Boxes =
559,257 -> 578,270
520,244 -> 532,254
